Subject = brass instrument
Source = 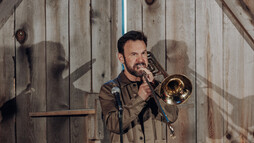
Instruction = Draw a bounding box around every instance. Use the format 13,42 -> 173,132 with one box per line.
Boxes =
147,51 -> 192,105
142,51 -> 192,138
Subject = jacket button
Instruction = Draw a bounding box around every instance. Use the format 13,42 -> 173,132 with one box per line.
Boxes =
140,136 -> 143,140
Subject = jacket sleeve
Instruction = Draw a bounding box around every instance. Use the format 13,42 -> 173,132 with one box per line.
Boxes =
99,82 -> 146,134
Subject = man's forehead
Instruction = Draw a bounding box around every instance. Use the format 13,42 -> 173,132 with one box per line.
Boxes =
124,40 -> 147,52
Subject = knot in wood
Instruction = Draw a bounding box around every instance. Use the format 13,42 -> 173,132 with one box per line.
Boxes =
145,0 -> 155,5
15,29 -> 27,44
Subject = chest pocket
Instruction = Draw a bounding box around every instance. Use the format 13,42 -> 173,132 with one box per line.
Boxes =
120,83 -> 138,105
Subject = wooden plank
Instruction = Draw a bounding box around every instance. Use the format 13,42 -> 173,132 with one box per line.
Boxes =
165,0 -> 196,142
69,0 -> 91,142
29,109 -> 96,117
223,0 -> 254,32
241,0 -> 254,19
220,0 -> 254,51
46,0 -> 69,142
196,0 -> 225,142
87,94 -> 104,140
127,0 -> 142,31
0,0 -> 22,29
15,0 -> 46,142
91,0 -> 111,92
223,12 -> 254,142
111,0 -> 123,78
91,1 -> 112,142
0,12 -> 15,143
143,0 -> 167,140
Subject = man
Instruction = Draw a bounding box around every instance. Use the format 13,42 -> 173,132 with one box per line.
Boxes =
99,31 -> 178,143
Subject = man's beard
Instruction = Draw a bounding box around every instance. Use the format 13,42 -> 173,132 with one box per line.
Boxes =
124,57 -> 146,77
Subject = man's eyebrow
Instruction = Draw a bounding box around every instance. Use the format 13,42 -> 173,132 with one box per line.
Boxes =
130,51 -> 138,54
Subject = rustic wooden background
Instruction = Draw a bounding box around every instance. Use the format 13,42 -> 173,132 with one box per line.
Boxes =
0,0 -> 253,143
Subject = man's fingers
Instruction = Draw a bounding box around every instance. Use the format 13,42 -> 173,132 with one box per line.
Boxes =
140,68 -> 154,82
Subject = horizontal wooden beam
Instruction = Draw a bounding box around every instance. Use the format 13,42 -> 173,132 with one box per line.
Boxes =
29,109 -> 96,117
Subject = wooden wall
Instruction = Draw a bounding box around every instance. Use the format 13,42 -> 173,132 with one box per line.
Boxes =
0,0 -> 253,143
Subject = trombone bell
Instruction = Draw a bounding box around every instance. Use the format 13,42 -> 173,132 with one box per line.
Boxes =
160,74 -> 192,105
147,51 -> 192,105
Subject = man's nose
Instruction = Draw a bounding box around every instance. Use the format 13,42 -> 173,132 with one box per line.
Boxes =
137,55 -> 145,62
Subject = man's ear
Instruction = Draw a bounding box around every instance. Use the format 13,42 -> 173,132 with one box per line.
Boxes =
118,53 -> 124,64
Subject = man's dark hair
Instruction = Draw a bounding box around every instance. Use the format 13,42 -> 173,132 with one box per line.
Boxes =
117,30 -> 147,54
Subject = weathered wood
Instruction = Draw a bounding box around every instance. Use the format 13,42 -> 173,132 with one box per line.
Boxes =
29,109 -> 95,117
91,0 -> 111,92
0,0 -> 22,29
91,1 -> 112,142
0,12 -> 15,143
196,0 -> 225,142
241,0 -> 254,20
165,0 -> 196,142
220,0 -> 254,51
1,1 -> 254,143
87,94 -> 104,140
15,0 -> 46,142
223,12 -> 254,142
110,0 -> 123,79
127,0 -> 142,31
143,0 -> 166,140
46,0 -> 69,142
69,0 -> 92,142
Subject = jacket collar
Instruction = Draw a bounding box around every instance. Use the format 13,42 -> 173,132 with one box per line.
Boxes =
117,70 -> 136,87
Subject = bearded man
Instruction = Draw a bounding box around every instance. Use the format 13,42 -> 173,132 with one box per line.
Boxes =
99,30 -> 178,143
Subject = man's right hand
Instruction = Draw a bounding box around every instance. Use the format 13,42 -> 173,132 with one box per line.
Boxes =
138,78 -> 152,100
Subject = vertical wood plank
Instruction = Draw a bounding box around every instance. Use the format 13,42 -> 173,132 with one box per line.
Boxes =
0,13 -> 15,143
127,0 -> 142,31
111,0 -> 123,79
15,0 -> 46,142
165,0 -> 196,142
196,0 -> 225,143
69,0 -> 91,142
46,0 -> 69,142
223,11 -> 254,142
92,0 -> 111,92
143,0 -> 167,140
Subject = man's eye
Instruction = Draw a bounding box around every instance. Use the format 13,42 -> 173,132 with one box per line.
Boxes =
142,52 -> 147,56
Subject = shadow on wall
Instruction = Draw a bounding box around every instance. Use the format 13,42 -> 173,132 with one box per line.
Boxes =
150,39 -> 254,142
0,41 -> 96,141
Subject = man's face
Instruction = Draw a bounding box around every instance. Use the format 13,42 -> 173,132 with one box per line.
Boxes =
119,40 -> 148,77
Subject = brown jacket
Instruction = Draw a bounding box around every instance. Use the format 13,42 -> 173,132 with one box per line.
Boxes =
99,71 -> 178,143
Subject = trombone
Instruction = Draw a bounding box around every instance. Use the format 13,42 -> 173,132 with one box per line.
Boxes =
142,51 -> 192,138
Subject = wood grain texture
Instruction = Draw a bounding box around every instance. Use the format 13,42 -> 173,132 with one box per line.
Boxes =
110,0 -> 122,79
0,1 -> 254,143
166,0 -> 196,142
223,12 -> 254,143
69,0 -> 91,142
91,0 -> 111,92
15,0 -> 47,142
221,0 -> 254,51
196,0 -> 225,142
46,0 -> 69,142
0,13 -> 15,143
143,0 -> 166,140
0,0 -> 22,29
126,0 -> 142,31
29,109 -> 96,117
